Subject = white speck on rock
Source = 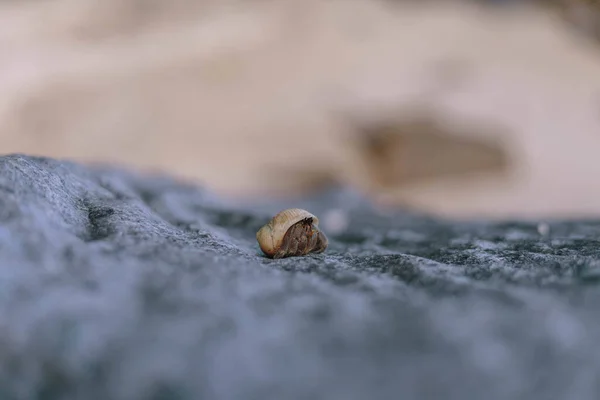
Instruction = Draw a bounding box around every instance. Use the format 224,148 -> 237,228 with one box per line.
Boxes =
322,209 -> 349,235
537,222 -> 550,237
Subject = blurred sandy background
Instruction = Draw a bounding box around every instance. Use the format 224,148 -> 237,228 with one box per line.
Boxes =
2,0 -> 600,219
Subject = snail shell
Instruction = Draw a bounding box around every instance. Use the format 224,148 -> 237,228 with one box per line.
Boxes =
256,208 -> 328,259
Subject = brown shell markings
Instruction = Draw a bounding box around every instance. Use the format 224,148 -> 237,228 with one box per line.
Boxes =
256,208 -> 328,259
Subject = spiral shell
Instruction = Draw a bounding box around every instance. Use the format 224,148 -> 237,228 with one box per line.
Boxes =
256,208 -> 328,259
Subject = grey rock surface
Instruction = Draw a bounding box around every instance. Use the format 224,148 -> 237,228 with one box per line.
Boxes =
0,154 -> 599,400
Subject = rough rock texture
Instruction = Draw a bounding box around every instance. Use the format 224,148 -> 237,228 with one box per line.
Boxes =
1,154 -> 600,400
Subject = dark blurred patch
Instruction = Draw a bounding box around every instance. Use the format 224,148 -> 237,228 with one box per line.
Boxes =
553,0 -> 600,43
351,109 -> 511,189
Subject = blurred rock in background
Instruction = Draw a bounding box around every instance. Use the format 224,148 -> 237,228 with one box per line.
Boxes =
2,0 -> 600,218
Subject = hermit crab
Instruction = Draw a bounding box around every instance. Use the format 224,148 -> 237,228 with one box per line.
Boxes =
256,208 -> 328,259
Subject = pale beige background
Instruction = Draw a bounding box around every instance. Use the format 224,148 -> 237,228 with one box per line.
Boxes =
2,0 -> 600,219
